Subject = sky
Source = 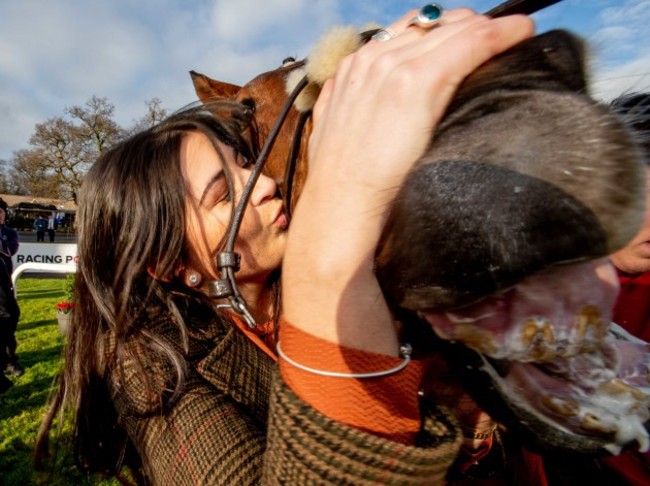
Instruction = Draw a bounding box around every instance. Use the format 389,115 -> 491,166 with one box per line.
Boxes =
1,0 -> 649,162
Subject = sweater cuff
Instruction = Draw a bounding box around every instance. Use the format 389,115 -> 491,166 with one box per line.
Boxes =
279,318 -> 424,444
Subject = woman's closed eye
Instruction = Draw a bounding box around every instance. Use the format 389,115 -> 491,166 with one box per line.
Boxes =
199,171 -> 231,207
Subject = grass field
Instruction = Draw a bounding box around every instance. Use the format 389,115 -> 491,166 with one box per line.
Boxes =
0,278 -> 117,486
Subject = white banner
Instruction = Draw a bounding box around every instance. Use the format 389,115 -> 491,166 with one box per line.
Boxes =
12,242 -> 78,270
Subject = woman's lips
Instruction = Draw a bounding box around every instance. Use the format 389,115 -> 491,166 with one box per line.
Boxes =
272,205 -> 289,229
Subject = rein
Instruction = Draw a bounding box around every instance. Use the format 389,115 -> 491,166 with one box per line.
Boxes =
282,109 -> 311,220
208,76 -> 309,327
207,0 -> 563,328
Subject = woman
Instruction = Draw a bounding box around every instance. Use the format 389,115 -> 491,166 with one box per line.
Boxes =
36,7 -> 533,484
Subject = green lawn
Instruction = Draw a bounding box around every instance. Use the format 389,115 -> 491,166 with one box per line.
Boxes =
0,278 -> 117,485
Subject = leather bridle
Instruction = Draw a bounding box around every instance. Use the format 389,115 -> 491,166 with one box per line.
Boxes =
207,75 -> 309,327
206,0 -> 563,328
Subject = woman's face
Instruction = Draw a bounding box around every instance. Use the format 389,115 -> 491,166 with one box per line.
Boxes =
180,131 -> 288,285
611,167 -> 650,274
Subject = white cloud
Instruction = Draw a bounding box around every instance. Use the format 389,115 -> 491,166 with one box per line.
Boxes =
0,0 -> 162,158
591,0 -> 650,58
0,91 -> 45,159
0,0 -> 351,162
599,0 -> 650,24
591,53 -> 650,101
1,0 -> 649,163
209,0 -> 341,46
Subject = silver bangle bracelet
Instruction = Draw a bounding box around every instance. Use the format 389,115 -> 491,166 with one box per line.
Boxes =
276,341 -> 413,379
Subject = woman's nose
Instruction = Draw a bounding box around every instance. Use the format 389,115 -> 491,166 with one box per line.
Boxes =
248,172 -> 278,206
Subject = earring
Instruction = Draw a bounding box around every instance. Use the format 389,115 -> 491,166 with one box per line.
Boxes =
186,271 -> 202,287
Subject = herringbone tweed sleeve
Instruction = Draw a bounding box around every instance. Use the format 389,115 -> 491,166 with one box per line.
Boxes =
264,375 -> 462,485
114,319 -> 275,485
121,380 -> 268,485
115,311 -> 461,485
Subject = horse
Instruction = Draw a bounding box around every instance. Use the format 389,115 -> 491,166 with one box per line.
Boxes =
191,59 -> 312,217
190,23 -> 650,455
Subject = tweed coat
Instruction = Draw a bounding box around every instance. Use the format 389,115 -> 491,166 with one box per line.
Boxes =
110,299 -> 462,485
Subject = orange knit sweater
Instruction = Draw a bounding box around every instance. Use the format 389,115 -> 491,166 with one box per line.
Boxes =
231,315 -> 423,444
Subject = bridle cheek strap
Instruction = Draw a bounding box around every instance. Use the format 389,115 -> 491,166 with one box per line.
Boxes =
208,76 -> 309,328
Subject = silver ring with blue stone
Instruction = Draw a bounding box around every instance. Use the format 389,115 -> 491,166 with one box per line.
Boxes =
408,3 -> 444,29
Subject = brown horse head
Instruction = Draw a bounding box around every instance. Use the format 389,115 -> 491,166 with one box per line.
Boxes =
190,59 -> 312,214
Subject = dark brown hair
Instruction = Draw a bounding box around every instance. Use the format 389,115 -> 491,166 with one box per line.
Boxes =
35,101 -> 262,480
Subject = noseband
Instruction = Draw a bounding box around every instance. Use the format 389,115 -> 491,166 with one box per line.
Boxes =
205,0 -> 563,328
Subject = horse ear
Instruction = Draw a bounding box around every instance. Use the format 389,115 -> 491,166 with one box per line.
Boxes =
189,70 -> 241,102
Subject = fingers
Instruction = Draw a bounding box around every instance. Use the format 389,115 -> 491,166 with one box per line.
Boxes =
367,8 -> 478,54
409,14 -> 534,110
377,7 -> 477,41
309,9 -> 535,193
314,10 -> 534,121
316,11 -> 534,132
340,11 -> 534,97
367,6 -> 534,66
370,12 -> 534,73
359,13 -> 535,113
362,14 -> 497,76
432,14 -> 535,71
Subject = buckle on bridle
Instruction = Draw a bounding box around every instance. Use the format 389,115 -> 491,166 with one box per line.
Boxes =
208,252 -> 241,298
217,251 -> 240,272
209,251 -> 256,328
208,278 -> 233,299
229,295 -> 256,329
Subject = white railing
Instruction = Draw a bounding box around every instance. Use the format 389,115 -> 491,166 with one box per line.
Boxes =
11,262 -> 76,295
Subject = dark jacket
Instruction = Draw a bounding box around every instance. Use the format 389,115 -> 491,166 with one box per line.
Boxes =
110,300 -> 462,485
0,224 -> 18,275
34,218 -> 48,233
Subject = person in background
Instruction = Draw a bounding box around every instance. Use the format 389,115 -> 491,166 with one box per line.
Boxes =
34,214 -> 48,242
0,207 -> 22,383
609,92 -> 650,340
0,202 -> 16,393
591,93 -> 650,486
47,213 -> 56,242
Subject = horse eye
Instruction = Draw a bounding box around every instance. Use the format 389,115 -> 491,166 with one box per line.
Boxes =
282,57 -> 296,66
241,98 -> 256,113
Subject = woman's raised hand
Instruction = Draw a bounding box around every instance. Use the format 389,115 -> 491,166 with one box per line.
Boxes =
283,8 -> 535,355
308,9 -> 534,209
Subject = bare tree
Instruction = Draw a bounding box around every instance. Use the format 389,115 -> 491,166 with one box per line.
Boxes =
10,149 -> 59,197
127,98 -> 168,134
10,96 -> 125,201
5,95 -> 167,200
0,159 -> 14,193
67,95 -> 123,154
